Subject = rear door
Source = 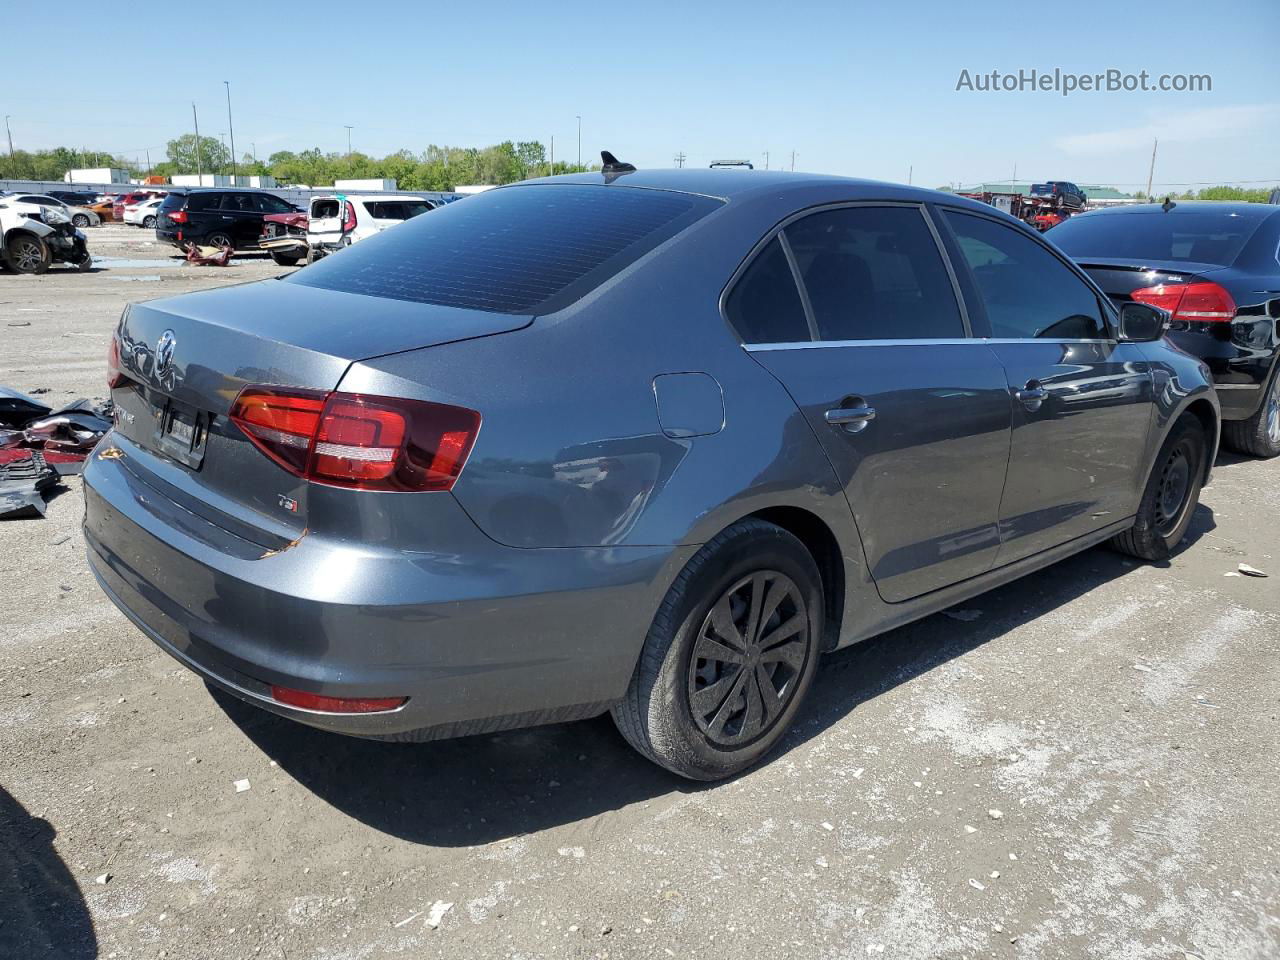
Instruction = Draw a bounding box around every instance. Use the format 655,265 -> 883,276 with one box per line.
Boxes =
939,208 -> 1154,564
737,204 -> 1013,602
309,197 -> 345,244
218,193 -> 260,248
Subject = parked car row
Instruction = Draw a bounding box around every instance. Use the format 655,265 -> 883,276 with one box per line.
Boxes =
88,164 -> 1260,784
155,188 -> 438,262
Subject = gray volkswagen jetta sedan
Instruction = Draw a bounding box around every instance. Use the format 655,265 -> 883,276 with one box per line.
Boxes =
84,167 -> 1218,780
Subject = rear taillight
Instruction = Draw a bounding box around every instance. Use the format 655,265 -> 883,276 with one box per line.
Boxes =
1131,281 -> 1236,323
229,387 -> 480,491
107,333 -> 125,388
168,210 -> 188,224
342,201 -> 357,232
270,685 -> 406,713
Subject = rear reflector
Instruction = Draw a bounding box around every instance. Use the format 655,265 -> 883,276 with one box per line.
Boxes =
229,386 -> 480,491
270,685 -> 407,713
1131,281 -> 1237,323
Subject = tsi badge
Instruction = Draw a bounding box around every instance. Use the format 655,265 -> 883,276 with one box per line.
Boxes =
278,494 -> 299,513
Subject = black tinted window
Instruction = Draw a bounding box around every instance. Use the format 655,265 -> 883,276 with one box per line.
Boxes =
186,193 -> 222,212
724,237 -> 810,344
221,193 -> 255,212
256,194 -> 294,213
289,185 -> 721,314
365,200 -> 433,220
945,211 -> 1107,339
1048,210 -> 1264,266
311,199 -> 341,219
784,206 -> 964,341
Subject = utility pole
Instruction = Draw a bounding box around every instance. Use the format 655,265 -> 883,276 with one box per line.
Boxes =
224,80 -> 237,184
550,135 -> 554,176
1145,138 -> 1158,199
3,115 -> 12,157
674,151 -> 686,168
344,126 -> 353,158
576,115 -> 581,169
908,164 -> 913,185
762,151 -> 769,170
251,142 -> 257,165
146,149 -> 151,175
192,102 -> 203,182
790,150 -> 796,172
1011,161 -> 1017,191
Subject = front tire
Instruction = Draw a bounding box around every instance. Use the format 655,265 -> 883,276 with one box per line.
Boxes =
1111,414 -> 1207,561
612,519 -> 823,781
72,213 -> 90,227
4,234 -> 51,274
1221,369 -> 1280,458
143,215 -> 156,229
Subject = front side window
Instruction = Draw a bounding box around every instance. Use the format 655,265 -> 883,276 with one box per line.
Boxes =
723,237 -> 811,344
945,211 -> 1107,339
784,206 -> 965,341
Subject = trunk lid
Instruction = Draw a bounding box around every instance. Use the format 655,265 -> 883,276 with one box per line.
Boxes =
1076,257 -> 1225,301
111,278 -> 529,535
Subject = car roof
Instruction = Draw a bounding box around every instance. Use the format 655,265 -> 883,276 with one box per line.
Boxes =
1073,201 -> 1278,221
508,168 -> 1000,213
315,194 -> 430,202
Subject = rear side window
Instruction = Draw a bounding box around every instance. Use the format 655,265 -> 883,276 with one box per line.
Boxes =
724,237 -> 811,344
289,185 -> 722,314
186,193 -> 222,212
784,206 -> 964,341
312,199 -> 341,218
945,211 -> 1107,339
1048,210 -> 1264,266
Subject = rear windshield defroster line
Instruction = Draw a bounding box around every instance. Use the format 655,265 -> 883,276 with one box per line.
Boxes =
286,184 -> 723,315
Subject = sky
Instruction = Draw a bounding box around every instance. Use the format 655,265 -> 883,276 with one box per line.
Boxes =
7,0 -> 1278,192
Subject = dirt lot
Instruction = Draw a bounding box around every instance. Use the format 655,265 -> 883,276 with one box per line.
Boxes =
2,225 -> 1278,960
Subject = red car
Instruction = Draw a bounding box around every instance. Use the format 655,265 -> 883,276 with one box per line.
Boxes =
112,191 -> 164,223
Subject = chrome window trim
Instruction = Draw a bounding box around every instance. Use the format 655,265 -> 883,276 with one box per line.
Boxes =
745,336 -> 1119,353
1214,382 -> 1261,391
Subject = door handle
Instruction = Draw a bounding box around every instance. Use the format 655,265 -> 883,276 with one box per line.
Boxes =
825,398 -> 876,434
1013,380 -> 1048,411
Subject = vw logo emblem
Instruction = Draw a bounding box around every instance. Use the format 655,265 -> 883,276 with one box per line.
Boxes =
155,330 -> 177,377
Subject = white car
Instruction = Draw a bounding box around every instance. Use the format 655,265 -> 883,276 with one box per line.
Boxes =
2,193 -> 101,228
124,197 -> 165,228
307,194 -> 436,252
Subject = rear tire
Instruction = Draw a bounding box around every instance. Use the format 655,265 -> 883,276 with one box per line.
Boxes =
143,215 -> 156,229
1111,414 -> 1207,561
612,519 -> 823,781
1221,369 -> 1280,458
72,214 -> 90,227
270,251 -> 302,267
204,232 -> 234,251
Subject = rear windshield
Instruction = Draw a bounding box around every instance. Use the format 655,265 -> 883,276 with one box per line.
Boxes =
287,184 -> 722,314
1050,210 -> 1266,266
160,193 -> 186,210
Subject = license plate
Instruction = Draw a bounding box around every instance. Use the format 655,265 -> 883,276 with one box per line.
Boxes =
154,399 -> 208,469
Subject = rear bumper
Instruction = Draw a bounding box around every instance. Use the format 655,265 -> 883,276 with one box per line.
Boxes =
83,439 -> 686,738
1166,328 -> 1277,420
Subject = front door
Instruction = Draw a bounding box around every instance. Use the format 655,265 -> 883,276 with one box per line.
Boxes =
940,208 -> 1154,564
729,204 -> 1014,602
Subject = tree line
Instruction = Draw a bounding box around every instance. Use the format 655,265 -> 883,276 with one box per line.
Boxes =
0,138 -> 593,190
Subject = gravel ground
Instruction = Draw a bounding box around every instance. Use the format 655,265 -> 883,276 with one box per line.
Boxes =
2,225 -> 1278,960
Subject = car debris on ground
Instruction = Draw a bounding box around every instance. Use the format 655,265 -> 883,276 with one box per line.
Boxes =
0,386 -> 112,517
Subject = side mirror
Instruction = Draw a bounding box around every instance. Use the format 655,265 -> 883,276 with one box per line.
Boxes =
1118,301 -> 1168,342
